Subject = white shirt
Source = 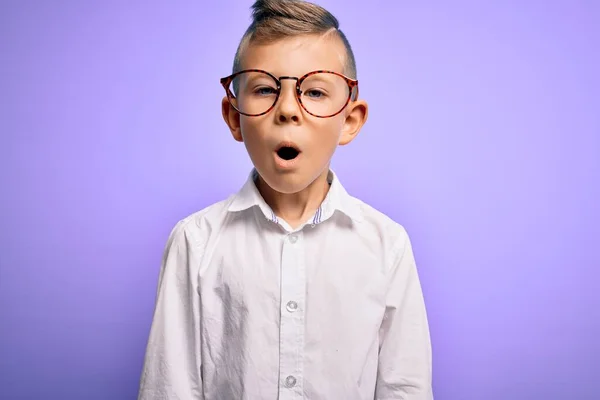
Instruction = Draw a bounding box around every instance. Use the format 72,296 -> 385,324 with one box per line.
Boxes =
138,170 -> 433,400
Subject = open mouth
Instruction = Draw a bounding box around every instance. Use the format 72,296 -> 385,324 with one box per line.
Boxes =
275,143 -> 301,160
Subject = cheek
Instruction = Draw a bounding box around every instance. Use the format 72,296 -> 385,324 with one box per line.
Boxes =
239,118 -> 270,158
314,118 -> 345,145
239,118 -> 268,144
239,118 -> 257,139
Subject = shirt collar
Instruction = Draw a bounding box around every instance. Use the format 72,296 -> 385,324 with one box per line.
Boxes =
227,169 -> 364,224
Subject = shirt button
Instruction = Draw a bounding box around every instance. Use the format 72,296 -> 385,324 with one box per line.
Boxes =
285,375 -> 297,388
288,234 -> 298,244
286,301 -> 298,312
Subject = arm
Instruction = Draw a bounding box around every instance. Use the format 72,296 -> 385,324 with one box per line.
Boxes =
138,220 -> 204,400
375,230 -> 433,399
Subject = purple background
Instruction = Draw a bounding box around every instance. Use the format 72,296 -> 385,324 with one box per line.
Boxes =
1,1 -> 598,399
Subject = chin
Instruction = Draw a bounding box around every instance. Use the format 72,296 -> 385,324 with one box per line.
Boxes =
255,165 -> 323,193
261,173 -> 311,194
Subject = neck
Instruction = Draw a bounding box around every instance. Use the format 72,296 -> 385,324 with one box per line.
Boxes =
257,169 -> 330,229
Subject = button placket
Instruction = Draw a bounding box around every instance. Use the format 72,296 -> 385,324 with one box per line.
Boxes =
278,231 -> 305,397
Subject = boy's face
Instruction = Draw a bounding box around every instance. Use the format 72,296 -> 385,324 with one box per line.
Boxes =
222,34 -> 368,194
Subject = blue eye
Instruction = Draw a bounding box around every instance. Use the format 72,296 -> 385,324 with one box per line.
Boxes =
305,89 -> 326,98
255,87 -> 277,96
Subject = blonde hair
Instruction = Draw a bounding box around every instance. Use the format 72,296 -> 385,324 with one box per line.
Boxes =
232,0 -> 357,78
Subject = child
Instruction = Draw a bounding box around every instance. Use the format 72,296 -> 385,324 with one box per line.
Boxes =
138,0 -> 433,398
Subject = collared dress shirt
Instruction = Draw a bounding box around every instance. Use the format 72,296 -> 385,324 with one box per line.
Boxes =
138,170 -> 433,399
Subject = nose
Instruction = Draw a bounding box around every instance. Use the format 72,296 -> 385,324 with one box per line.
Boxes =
275,80 -> 301,123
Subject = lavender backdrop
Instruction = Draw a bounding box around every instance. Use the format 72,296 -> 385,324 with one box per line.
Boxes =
1,1 -> 598,399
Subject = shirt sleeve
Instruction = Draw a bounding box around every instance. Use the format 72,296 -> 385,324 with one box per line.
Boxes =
375,229 -> 433,399
138,220 -> 204,400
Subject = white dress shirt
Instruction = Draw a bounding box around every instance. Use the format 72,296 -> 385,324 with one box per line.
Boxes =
138,169 -> 433,400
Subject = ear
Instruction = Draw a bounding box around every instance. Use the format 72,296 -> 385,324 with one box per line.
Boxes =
338,99 -> 368,146
222,96 -> 243,142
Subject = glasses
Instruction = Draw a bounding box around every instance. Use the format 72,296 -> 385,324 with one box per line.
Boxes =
220,69 -> 358,118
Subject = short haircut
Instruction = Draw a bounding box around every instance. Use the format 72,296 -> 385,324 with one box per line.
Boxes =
232,0 -> 357,79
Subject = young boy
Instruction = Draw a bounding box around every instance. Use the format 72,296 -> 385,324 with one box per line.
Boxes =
138,0 -> 433,399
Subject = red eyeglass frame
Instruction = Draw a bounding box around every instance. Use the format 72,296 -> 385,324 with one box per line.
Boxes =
220,69 -> 359,118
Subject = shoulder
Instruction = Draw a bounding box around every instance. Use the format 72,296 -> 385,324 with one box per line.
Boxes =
350,196 -> 412,260
353,196 -> 408,238
165,195 -> 237,248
